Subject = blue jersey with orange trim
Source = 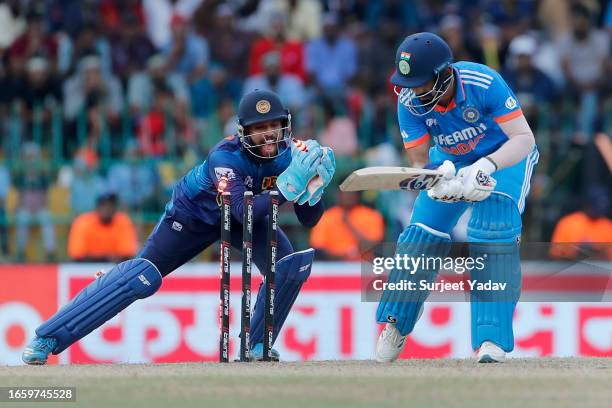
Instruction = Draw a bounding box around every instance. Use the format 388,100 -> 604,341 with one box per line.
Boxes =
169,135 -> 291,225
397,61 -> 522,166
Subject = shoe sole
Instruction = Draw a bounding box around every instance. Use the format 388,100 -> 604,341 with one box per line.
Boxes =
22,357 -> 47,365
478,354 -> 503,363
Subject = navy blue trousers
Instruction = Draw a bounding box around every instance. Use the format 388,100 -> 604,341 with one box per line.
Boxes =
139,211 -> 293,277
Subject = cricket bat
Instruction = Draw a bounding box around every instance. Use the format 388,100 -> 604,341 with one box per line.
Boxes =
339,166 -> 444,192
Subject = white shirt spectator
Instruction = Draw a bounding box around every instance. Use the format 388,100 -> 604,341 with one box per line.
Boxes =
143,0 -> 203,48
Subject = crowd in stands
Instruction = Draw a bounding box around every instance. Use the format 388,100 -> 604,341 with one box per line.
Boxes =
0,0 -> 610,262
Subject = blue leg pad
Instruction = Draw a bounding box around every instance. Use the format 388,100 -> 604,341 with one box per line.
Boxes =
376,223 -> 451,336
37,258 -> 162,354
250,249 -> 315,346
468,193 -> 522,352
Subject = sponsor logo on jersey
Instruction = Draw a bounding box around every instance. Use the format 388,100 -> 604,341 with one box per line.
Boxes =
426,118 -> 437,127
433,123 -> 487,156
262,176 -> 277,190
505,96 -> 517,109
214,167 -> 236,181
171,221 -> 183,232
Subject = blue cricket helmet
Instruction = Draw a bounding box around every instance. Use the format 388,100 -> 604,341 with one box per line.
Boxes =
238,89 -> 289,127
237,89 -> 292,161
391,32 -> 453,88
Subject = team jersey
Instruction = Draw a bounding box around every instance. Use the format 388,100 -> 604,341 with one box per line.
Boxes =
170,135 -> 291,225
398,61 -> 523,166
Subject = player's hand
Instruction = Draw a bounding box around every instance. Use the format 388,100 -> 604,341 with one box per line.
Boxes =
297,147 -> 336,205
457,158 -> 497,202
427,160 -> 463,202
276,139 -> 324,201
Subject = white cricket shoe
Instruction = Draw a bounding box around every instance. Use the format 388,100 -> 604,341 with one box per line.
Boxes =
375,323 -> 407,363
477,341 -> 506,363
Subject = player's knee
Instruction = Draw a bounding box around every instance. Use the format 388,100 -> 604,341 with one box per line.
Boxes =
468,193 -> 521,242
119,258 -> 163,298
397,223 -> 451,250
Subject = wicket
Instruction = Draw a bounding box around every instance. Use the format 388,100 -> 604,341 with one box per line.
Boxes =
219,190 -> 278,362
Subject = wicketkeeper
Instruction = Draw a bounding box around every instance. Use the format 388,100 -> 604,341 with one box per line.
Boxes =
376,33 -> 538,363
23,89 -> 336,364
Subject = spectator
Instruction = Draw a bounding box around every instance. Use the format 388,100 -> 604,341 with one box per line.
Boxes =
19,57 -> 62,142
257,0 -> 323,41
550,186 -> 612,259
206,4 -> 254,81
502,35 -> 558,125
556,2 -> 610,142
57,21 -> 112,77
0,0 -> 25,50
67,192 -> 138,262
70,157 -> 107,214
317,100 -> 358,157
162,13 -> 208,84
438,14 -> 483,63
137,85 -> 194,158
310,190 -> 384,260
305,13 -> 357,100
128,54 -> 190,116
109,12 -> 157,83
248,11 -> 306,82
243,51 -> 306,112
7,11 -> 58,67
63,55 -> 123,121
107,141 -> 160,211
13,143 -> 56,262
143,0 -> 202,49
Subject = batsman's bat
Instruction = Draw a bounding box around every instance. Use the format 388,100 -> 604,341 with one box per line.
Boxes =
339,166 -> 444,192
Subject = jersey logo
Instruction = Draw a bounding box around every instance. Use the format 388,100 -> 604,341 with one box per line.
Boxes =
215,167 -> 236,181
262,176 -> 277,190
426,118 -> 437,127
505,96 -> 517,110
462,107 -> 480,123
244,176 -> 253,189
434,123 -> 487,156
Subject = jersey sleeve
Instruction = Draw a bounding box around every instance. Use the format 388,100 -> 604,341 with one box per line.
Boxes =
484,70 -> 523,124
397,98 -> 430,149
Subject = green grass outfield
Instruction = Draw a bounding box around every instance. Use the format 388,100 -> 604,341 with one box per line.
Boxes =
1,359 -> 610,408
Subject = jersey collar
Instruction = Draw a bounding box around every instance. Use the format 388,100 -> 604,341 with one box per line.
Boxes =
433,66 -> 465,114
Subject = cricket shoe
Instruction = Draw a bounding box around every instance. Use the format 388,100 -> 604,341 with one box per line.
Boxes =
477,341 -> 506,363
249,343 -> 280,361
375,323 -> 407,363
22,337 -> 57,365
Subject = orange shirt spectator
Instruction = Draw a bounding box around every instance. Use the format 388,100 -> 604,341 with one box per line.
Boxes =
68,193 -> 138,262
310,191 -> 384,260
550,186 -> 612,259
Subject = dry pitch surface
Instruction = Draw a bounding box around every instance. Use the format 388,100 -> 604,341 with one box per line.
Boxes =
1,358 -> 610,408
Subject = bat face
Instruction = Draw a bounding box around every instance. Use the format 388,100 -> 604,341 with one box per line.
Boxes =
339,167 -> 443,192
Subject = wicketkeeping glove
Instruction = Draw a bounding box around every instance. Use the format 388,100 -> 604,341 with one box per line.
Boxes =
276,139 -> 323,201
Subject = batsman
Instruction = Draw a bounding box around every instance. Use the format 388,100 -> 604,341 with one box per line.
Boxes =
23,89 -> 336,364
376,33 -> 538,363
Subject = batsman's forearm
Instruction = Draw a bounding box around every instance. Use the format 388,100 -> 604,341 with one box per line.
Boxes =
405,142 -> 429,168
489,115 -> 536,170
